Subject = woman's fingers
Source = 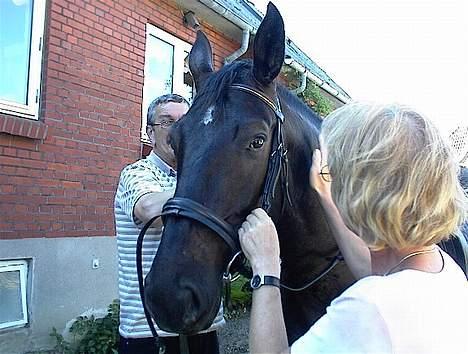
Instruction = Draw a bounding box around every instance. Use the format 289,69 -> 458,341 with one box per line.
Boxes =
252,208 -> 269,219
310,148 -> 333,201
238,210 -> 278,250
310,149 -> 322,188
312,148 -> 322,172
238,208 -> 281,275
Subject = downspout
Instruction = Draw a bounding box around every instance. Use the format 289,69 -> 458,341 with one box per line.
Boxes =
292,70 -> 307,94
224,29 -> 250,64
199,0 -> 254,64
290,60 -> 350,103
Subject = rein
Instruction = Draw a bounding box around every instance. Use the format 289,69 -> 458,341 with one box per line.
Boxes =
136,84 -> 342,351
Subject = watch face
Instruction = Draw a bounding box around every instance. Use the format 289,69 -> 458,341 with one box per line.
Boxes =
251,275 -> 261,289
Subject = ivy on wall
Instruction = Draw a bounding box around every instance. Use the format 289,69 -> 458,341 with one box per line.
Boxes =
281,66 -> 335,117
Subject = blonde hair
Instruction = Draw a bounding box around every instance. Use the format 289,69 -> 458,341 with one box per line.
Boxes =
322,102 -> 467,251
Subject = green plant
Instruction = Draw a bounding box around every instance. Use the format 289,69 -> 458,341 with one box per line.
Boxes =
299,82 -> 335,117
281,66 -> 335,117
51,300 -> 119,354
225,275 -> 252,319
50,327 -> 72,354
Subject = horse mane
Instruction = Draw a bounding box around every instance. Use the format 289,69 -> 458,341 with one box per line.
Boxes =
190,60 -> 252,117
190,59 -> 323,132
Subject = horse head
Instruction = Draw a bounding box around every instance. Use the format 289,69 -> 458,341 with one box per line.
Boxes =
145,2 -> 342,341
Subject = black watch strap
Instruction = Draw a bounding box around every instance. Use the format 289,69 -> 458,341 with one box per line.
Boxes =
250,274 -> 281,290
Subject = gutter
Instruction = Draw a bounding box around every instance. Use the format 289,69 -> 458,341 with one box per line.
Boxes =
290,61 -> 350,103
199,0 -> 350,103
199,0 -> 255,31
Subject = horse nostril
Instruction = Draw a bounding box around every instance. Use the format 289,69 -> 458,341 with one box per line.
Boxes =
179,285 -> 202,328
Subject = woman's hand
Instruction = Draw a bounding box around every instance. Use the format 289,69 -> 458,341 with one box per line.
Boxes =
238,208 -> 281,277
310,148 -> 372,279
309,148 -> 333,202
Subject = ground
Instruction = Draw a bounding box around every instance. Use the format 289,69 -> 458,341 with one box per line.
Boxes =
219,312 -> 250,354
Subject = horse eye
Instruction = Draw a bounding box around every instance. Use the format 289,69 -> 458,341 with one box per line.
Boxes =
249,137 -> 265,149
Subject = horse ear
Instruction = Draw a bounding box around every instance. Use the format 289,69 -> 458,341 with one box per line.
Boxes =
253,2 -> 285,86
189,30 -> 214,90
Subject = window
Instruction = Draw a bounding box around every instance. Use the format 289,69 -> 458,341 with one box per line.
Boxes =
0,0 -> 46,119
142,24 -> 193,141
0,260 -> 28,330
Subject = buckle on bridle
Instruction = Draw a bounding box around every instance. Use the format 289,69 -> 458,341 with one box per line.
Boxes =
223,251 -> 242,282
222,251 -> 242,311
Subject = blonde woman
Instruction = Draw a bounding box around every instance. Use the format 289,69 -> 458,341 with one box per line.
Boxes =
239,103 -> 468,354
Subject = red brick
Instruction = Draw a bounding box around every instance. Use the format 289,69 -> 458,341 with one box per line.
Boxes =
3,147 -> 16,156
63,7 -> 74,19
1,0 -> 241,240
50,2 -> 63,15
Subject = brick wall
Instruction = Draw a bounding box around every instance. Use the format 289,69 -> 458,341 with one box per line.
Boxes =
0,0 -> 239,239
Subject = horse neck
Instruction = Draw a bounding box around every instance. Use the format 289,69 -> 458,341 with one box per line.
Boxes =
275,92 -> 338,277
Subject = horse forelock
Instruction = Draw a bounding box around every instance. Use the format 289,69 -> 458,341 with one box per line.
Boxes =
188,60 -> 252,119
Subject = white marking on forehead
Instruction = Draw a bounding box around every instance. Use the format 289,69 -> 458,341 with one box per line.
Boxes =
202,106 -> 215,125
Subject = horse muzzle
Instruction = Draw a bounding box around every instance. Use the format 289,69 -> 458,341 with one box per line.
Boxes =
144,248 -> 223,334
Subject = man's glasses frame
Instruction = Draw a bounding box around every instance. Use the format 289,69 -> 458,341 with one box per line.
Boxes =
148,120 -> 175,129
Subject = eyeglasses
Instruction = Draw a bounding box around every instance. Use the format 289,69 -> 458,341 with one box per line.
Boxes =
319,165 -> 332,182
149,120 -> 176,129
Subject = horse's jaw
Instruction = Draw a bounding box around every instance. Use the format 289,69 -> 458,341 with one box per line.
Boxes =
144,220 -> 228,335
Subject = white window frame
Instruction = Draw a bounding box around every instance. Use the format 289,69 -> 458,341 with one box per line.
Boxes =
141,24 -> 192,141
0,260 -> 29,330
0,0 -> 46,120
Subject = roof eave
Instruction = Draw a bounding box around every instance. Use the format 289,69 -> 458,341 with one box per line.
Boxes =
175,0 -> 351,102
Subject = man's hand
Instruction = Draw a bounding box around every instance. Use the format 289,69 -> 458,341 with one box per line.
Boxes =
134,189 -> 175,225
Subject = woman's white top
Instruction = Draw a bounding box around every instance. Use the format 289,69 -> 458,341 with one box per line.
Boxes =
291,250 -> 467,354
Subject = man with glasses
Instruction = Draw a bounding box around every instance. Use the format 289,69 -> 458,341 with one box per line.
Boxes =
115,94 -> 223,354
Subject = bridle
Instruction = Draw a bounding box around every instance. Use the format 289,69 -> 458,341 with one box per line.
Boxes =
136,84 -> 342,351
161,84 -> 296,292
163,84 -> 291,257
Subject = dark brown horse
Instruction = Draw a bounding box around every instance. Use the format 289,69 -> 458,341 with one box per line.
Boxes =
144,3 -> 348,344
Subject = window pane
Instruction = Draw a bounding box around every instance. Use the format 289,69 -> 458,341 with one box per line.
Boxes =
183,51 -> 194,103
0,270 -> 24,325
142,35 -> 174,122
0,0 -> 33,105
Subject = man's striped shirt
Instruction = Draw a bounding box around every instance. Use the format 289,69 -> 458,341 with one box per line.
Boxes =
114,152 -> 224,338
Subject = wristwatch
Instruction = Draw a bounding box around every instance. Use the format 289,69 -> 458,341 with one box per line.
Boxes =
250,274 -> 281,290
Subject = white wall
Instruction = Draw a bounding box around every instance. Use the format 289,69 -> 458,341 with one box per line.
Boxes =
0,236 -> 118,353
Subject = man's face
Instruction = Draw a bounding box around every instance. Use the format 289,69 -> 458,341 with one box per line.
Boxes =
147,101 -> 189,167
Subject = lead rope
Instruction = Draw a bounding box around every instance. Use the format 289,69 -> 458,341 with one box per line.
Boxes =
137,215 -> 190,354
280,253 -> 343,291
136,215 -> 162,353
